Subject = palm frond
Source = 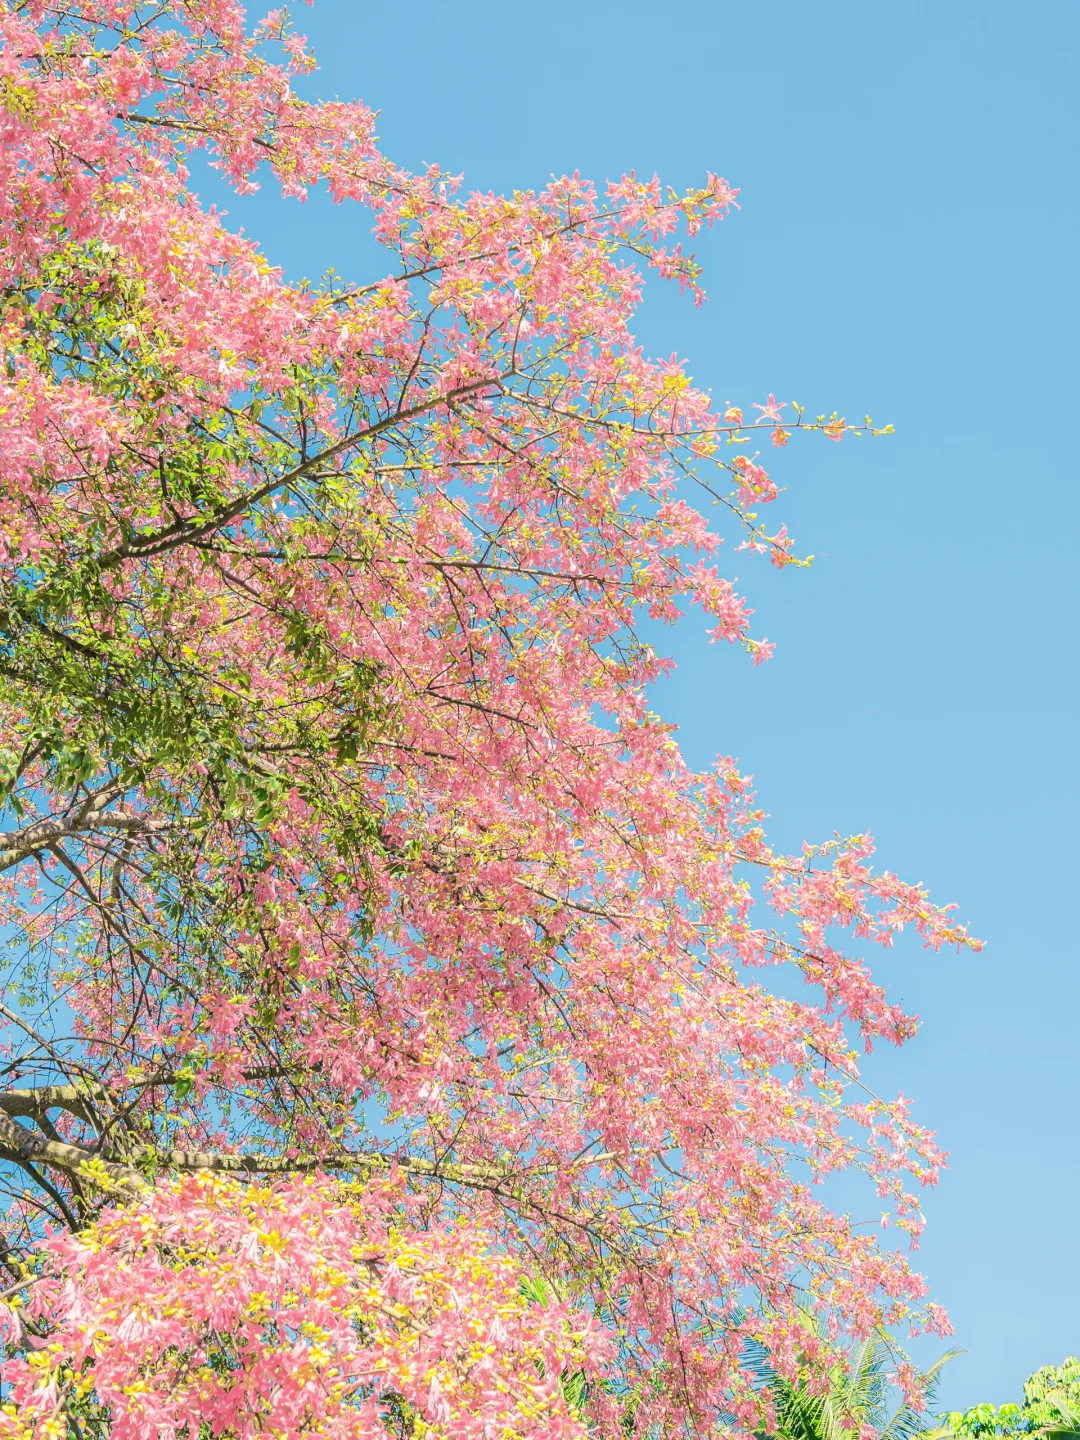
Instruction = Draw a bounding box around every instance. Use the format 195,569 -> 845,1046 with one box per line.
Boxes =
745,1307 -> 959,1440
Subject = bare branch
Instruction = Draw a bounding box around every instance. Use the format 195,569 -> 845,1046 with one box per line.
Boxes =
0,780 -> 178,874
0,1086 -> 100,1127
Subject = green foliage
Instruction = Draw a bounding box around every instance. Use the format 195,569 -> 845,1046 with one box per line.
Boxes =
944,1359 -> 1080,1440
2,237 -> 384,838
0,238 -> 391,1097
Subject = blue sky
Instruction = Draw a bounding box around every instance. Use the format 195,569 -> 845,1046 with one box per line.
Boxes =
208,0 -> 1079,1409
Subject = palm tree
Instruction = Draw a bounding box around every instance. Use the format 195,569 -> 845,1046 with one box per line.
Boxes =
739,1312 -> 960,1440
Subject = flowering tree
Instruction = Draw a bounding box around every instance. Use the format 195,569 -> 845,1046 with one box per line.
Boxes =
0,3 -> 980,1437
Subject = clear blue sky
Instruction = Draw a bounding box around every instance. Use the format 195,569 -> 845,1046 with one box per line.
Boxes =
209,0 -> 1079,1409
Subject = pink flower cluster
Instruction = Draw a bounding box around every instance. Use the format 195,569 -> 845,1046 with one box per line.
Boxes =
0,1173 -> 600,1440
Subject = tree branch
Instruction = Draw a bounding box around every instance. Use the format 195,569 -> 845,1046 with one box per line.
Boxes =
0,1113 -> 147,1198
96,375 -> 503,571
0,779 -> 176,874
0,1086 -> 100,1127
